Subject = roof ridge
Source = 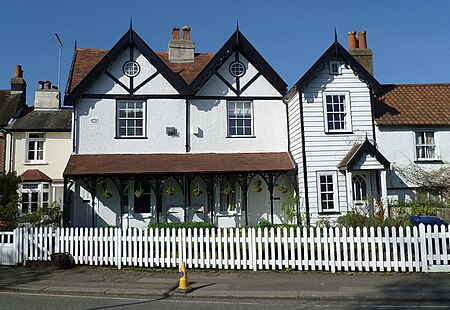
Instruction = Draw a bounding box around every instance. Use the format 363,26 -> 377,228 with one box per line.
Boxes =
384,83 -> 450,87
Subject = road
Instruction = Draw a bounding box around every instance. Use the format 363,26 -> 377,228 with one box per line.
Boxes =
1,292 -> 449,310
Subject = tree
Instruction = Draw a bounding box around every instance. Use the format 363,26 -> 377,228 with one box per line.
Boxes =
394,163 -> 450,200
0,172 -> 21,230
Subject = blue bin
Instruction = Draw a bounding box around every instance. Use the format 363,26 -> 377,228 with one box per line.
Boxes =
410,216 -> 449,227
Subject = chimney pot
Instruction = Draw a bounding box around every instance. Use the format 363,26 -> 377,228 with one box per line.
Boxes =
348,31 -> 357,49
182,26 -> 191,40
38,81 -> 44,89
358,31 -> 367,49
172,26 -> 180,40
14,65 -> 23,78
45,80 -> 52,89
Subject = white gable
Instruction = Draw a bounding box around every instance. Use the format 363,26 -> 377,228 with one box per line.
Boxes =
352,153 -> 385,170
82,47 -> 179,95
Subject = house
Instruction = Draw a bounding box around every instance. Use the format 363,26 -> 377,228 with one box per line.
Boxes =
0,65 -> 27,172
63,25 -> 296,228
286,32 -> 391,225
375,84 -> 450,202
5,80 -> 72,214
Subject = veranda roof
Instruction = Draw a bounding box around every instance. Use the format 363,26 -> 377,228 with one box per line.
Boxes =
64,152 -> 295,177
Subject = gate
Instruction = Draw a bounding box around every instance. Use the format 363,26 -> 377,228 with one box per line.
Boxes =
0,231 -> 16,265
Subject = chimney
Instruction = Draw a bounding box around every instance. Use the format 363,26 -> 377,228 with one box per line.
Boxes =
348,31 -> 374,75
10,65 -> 27,101
168,25 -> 195,63
34,80 -> 60,109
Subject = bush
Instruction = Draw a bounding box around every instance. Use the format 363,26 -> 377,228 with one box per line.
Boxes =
148,222 -> 216,230
0,172 -> 20,230
18,202 -> 62,227
390,200 -> 441,217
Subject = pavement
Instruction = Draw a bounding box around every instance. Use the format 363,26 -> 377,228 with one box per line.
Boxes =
0,262 -> 450,302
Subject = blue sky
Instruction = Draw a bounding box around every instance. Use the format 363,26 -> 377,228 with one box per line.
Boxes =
1,0 -> 449,104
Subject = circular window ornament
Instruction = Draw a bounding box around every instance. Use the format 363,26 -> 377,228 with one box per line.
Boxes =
229,61 -> 246,78
123,61 -> 140,77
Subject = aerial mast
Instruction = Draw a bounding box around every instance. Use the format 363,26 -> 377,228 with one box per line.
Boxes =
55,33 -> 63,90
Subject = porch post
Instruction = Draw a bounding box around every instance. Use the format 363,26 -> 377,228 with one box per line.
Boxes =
63,177 -> 69,227
345,170 -> 353,211
380,170 -> 388,218
155,179 -> 162,223
183,174 -> 188,222
268,174 -> 275,225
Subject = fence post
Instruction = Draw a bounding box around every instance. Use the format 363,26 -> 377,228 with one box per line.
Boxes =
23,227 -> 28,266
419,224 -> 428,272
115,227 -> 122,269
251,227 -> 257,271
13,228 -> 19,266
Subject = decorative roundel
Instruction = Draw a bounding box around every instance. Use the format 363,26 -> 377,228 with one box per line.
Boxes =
123,61 -> 140,77
229,61 -> 246,78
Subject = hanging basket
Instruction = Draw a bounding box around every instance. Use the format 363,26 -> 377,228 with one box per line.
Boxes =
192,180 -> 203,196
223,181 -> 234,195
103,190 -> 112,199
252,180 -> 262,192
278,177 -> 289,194
165,182 -> 175,196
134,182 -> 144,198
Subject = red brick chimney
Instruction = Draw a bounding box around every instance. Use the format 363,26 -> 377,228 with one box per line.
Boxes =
182,26 -> 191,40
10,64 -> 27,103
172,26 -> 180,40
348,30 -> 374,75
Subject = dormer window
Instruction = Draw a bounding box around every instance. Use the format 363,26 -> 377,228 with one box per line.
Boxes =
329,60 -> 341,75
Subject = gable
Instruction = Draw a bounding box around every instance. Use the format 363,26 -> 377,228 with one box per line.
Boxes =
196,52 -> 281,97
190,30 -> 286,97
286,41 -> 381,101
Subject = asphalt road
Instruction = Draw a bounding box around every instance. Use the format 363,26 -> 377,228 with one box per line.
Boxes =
1,292 -> 450,310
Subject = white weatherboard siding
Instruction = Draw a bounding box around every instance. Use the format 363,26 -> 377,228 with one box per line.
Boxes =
376,126 -> 450,201
298,64 -> 375,223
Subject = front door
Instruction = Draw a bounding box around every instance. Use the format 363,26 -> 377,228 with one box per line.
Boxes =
352,172 -> 371,211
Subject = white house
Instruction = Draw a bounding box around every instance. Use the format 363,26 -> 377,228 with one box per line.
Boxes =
5,80 -> 72,214
285,32 -> 391,225
374,83 -> 450,202
63,25 -> 296,228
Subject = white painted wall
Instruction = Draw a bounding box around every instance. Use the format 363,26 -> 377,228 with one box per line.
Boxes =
375,126 -> 450,201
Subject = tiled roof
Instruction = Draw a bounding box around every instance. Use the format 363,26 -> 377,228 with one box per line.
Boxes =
0,90 -> 23,127
375,84 -> 450,126
6,108 -> 72,131
67,48 -> 215,93
20,169 -> 52,182
64,152 -> 295,176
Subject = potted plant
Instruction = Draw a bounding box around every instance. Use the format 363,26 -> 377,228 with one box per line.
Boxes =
252,180 -> 262,192
165,182 -> 175,196
192,181 -> 203,196
134,183 -> 144,198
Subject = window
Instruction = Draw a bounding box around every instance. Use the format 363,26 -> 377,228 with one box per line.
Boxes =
117,101 -> 145,138
26,133 -> 45,163
229,61 -> 246,77
219,177 -> 239,213
123,61 -> 140,77
415,131 -> 437,160
21,183 -> 49,214
317,171 -> 338,212
227,101 -> 253,137
323,93 -> 351,132
329,60 -> 341,75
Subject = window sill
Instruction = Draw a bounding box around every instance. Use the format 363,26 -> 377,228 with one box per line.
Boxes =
318,211 -> 341,215
414,159 -> 443,164
114,137 -> 148,139
24,162 -> 48,166
324,131 -> 353,135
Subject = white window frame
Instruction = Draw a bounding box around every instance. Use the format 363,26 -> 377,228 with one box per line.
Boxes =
323,92 -> 352,133
227,101 -> 254,137
415,130 -> 439,161
116,100 -> 146,138
20,182 -> 50,214
329,60 -> 341,75
317,171 -> 339,213
25,133 -> 46,164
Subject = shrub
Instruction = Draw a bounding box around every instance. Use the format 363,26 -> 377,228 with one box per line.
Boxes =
0,172 -> 20,230
18,202 -> 63,227
148,222 -> 216,230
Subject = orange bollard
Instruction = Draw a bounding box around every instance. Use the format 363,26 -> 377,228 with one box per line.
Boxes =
177,261 -> 193,293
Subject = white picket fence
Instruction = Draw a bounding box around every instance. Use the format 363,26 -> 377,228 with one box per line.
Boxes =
1,224 -> 449,272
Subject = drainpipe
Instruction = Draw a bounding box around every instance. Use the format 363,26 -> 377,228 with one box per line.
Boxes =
185,98 -> 190,153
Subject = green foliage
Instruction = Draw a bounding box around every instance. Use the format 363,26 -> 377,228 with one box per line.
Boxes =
255,220 -> 300,230
390,200 -> 442,217
148,221 -> 216,230
0,172 -> 21,230
18,202 -> 63,227
280,194 -> 300,224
